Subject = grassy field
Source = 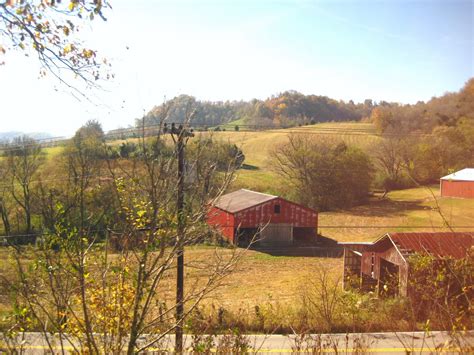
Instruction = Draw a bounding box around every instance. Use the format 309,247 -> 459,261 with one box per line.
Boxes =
194,122 -> 381,194
0,244 -> 341,326
36,121 -> 378,192
42,145 -> 64,160
155,246 -> 342,311
319,186 -> 474,242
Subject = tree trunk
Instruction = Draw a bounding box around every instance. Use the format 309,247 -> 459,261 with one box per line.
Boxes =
0,199 -> 11,235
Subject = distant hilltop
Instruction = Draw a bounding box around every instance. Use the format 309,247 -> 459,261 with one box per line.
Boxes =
0,131 -> 53,143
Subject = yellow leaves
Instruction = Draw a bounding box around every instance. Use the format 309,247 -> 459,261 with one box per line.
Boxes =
82,48 -> 95,59
68,1 -> 76,11
67,279 -> 136,335
62,43 -> 75,55
63,43 -> 72,54
277,103 -> 287,111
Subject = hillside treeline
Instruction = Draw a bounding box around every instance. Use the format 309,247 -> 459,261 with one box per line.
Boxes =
141,79 -> 473,132
370,78 -> 474,134
140,91 -> 374,128
368,79 -> 474,187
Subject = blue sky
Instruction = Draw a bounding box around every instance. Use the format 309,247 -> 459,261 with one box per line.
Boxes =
0,0 -> 472,135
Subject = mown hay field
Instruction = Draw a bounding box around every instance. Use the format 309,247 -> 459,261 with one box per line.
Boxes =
197,122 -> 380,194
319,186 -> 474,242
0,245 -> 341,328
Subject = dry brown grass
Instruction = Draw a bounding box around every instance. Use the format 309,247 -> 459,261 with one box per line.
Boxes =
319,186 -> 474,242
183,247 -> 342,310
0,245 -> 342,325
111,246 -> 343,312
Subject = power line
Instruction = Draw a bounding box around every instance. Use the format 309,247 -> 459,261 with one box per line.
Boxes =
0,123 -> 435,153
0,164 -> 443,189
317,226 -> 474,229
1,225 -> 473,239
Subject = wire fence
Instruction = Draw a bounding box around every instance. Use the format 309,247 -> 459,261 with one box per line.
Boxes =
0,121 -> 433,154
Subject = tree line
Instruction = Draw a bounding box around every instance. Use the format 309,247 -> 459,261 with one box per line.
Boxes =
369,79 -> 474,188
139,78 -> 473,138
140,92 -> 375,129
370,78 -> 474,134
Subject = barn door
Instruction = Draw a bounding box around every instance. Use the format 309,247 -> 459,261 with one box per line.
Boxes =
259,224 -> 293,247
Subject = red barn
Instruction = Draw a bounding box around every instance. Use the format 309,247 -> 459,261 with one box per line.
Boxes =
207,189 -> 318,246
440,168 -> 474,199
341,232 -> 473,296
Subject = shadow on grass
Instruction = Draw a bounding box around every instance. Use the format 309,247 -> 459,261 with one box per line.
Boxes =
344,198 -> 428,218
240,163 -> 260,171
249,235 -> 342,257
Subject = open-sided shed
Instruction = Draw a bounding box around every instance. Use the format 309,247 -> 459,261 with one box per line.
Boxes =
440,168 -> 474,199
207,189 -> 318,246
341,232 -> 473,296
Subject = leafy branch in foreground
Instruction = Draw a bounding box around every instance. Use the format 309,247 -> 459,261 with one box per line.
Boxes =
1,115 -> 248,353
0,0 -> 112,89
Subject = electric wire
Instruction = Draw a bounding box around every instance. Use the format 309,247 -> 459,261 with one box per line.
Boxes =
1,225 -> 473,239
0,123 -> 435,153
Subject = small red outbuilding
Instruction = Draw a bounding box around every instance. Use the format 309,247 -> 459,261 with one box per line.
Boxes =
440,168 -> 474,199
207,189 -> 318,246
341,232 -> 473,296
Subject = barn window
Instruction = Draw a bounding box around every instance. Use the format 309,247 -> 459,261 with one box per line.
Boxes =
274,205 -> 281,214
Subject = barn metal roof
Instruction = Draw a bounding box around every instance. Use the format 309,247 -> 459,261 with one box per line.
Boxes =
440,168 -> 474,182
387,232 -> 473,259
213,189 -> 278,213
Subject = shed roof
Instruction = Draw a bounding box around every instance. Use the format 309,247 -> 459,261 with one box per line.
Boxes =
386,232 -> 473,259
441,168 -> 474,182
213,189 -> 278,213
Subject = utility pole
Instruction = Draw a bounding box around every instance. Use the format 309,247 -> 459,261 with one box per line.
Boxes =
176,125 -> 185,353
167,122 -> 194,353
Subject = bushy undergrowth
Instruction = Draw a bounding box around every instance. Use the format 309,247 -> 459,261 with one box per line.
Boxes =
185,295 -> 415,336
186,257 -> 473,335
